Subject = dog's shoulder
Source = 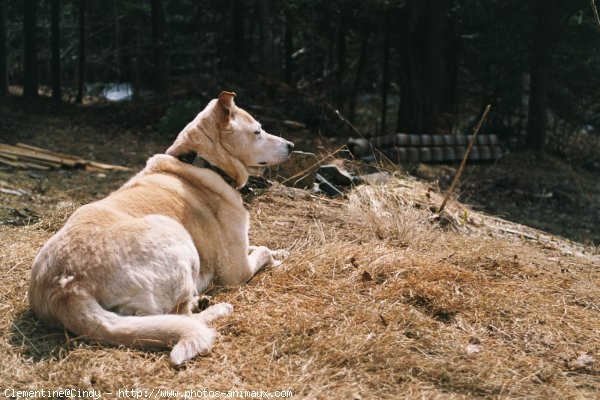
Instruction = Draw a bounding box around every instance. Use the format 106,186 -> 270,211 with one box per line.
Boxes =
120,154 -> 242,206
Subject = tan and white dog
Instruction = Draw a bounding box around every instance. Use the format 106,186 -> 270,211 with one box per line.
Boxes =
29,92 -> 294,364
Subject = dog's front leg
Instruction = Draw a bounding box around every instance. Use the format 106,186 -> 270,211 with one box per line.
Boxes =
221,246 -> 289,284
248,246 -> 290,271
247,246 -> 275,274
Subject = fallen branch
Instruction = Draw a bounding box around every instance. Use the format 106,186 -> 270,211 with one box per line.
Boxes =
438,104 -> 491,213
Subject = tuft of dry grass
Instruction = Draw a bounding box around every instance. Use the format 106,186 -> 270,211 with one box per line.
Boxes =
1,176 -> 599,399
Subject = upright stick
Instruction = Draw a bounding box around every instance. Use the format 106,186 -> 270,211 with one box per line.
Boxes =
438,104 -> 491,213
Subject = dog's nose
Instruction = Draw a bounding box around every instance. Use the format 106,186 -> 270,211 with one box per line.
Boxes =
287,142 -> 294,153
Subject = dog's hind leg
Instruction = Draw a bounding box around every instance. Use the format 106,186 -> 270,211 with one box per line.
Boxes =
193,303 -> 233,324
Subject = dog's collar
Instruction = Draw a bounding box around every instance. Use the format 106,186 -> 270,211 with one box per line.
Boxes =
176,152 -> 237,188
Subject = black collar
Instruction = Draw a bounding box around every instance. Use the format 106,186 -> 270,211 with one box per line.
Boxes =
176,152 -> 237,188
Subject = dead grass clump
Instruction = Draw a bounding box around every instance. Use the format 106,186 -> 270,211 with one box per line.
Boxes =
32,201 -> 79,232
348,184 -> 438,250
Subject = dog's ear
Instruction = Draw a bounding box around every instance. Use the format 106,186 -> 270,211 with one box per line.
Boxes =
217,91 -> 236,119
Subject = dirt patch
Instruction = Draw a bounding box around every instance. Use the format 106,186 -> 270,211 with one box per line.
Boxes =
414,153 -> 600,246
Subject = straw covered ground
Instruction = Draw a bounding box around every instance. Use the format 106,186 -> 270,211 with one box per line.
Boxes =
1,99 -> 599,399
1,169 -> 599,399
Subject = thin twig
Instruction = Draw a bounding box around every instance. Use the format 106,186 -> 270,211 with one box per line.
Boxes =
333,107 -> 398,170
438,104 -> 492,214
592,0 -> 600,32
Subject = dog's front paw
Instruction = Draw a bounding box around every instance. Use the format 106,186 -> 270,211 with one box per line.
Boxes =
270,249 -> 291,267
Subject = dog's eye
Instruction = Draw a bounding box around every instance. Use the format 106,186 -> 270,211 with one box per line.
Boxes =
254,129 -> 261,135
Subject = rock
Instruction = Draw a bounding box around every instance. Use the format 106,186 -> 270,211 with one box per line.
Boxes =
570,352 -> 594,371
273,151 -> 319,189
360,171 -> 392,186
318,164 -> 356,187
241,176 -> 271,197
315,173 -> 344,197
347,138 -> 371,158
465,343 -> 482,354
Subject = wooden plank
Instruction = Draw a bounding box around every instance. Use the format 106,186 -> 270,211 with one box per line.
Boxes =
0,144 -> 79,167
15,155 -> 63,168
16,142 -> 130,171
21,161 -> 51,170
85,160 -> 130,171
0,151 -> 19,161
0,155 -> 28,169
15,143 -> 86,164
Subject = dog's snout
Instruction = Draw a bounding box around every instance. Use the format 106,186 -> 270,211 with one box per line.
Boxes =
287,142 -> 294,153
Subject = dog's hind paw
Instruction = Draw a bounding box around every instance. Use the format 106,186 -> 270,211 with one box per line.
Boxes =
270,249 -> 291,267
272,249 -> 290,259
195,302 -> 233,324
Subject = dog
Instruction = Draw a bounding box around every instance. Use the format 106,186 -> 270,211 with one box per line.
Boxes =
29,91 -> 294,364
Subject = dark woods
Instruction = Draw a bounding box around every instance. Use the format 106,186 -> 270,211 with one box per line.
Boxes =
0,0 -> 598,154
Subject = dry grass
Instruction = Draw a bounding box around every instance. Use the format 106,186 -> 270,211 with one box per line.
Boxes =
1,176 -> 599,399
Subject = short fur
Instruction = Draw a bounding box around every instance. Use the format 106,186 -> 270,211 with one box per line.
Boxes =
29,92 -> 294,364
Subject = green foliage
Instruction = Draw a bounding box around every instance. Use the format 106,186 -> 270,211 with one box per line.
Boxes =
158,99 -> 203,135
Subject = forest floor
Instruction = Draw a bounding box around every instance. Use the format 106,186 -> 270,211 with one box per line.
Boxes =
0,95 -> 599,399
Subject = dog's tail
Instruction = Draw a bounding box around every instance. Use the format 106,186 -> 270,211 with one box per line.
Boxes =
51,293 -> 214,365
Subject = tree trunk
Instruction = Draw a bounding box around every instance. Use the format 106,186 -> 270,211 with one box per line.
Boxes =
397,0 -> 458,133
525,0 -> 577,152
335,10 -> 347,108
283,9 -> 293,85
525,1 -> 547,151
525,0 -> 551,152
51,0 -> 61,102
76,0 -> 85,104
348,26 -> 369,124
23,0 -> 38,97
380,21 -> 390,136
258,0 -> 267,75
0,0 -> 7,96
232,0 -> 245,73
525,60 -> 547,152
150,0 -> 169,94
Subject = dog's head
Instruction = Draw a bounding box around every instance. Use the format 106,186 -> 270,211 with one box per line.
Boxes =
166,91 -> 294,188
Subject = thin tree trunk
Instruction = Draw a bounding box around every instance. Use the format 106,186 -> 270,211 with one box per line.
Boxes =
309,3 -> 315,79
397,0 -> 458,133
132,30 -> 142,101
336,10 -> 347,109
524,0 -> 577,152
0,0 -> 7,95
349,26 -> 368,124
23,0 -> 38,97
150,0 -> 169,94
76,0 -> 85,103
525,0 -> 551,152
246,1 -> 258,69
284,9 -> 293,85
232,0 -> 245,73
380,22 -> 390,136
51,0 -> 61,102
258,0 -> 266,75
